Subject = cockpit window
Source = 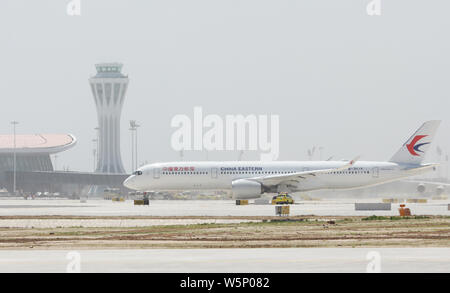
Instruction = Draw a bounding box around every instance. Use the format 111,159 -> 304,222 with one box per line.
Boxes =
133,170 -> 143,175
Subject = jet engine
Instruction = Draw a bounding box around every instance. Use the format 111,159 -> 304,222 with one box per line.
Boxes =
417,183 -> 426,193
417,183 -> 445,195
232,179 -> 263,199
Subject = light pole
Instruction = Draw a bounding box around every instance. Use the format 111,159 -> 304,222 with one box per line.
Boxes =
11,121 -> 19,195
129,120 -> 140,171
92,149 -> 97,171
443,151 -> 449,181
318,146 -> 324,161
129,121 -> 135,171
135,123 -> 140,168
238,150 -> 244,161
54,154 -> 58,171
92,138 -> 98,171
94,127 -> 99,171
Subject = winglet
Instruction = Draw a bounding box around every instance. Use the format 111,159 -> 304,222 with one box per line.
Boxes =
349,156 -> 359,165
337,156 -> 360,171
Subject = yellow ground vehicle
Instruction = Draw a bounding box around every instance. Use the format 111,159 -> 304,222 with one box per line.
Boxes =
271,193 -> 294,205
103,188 -> 121,200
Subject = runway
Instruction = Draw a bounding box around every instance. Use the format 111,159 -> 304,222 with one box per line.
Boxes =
0,199 -> 448,217
0,199 -> 449,272
0,248 -> 448,273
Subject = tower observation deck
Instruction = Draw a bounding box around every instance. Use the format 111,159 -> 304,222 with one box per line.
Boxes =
89,63 -> 128,173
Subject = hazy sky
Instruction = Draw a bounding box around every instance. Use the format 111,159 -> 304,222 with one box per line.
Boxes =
0,0 -> 449,173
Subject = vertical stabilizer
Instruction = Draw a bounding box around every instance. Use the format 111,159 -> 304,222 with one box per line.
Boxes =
390,120 -> 441,165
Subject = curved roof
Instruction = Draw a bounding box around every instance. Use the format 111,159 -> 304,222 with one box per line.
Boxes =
0,134 -> 76,154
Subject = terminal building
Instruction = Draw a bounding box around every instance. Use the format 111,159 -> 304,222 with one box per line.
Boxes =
0,134 -> 128,196
0,134 -> 75,192
0,134 -> 76,173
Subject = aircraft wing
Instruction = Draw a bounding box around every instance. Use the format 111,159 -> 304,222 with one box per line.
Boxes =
246,156 -> 359,187
404,178 -> 450,186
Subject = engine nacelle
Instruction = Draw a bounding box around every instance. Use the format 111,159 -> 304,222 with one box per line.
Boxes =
436,185 -> 444,195
417,183 -> 426,193
232,179 -> 263,199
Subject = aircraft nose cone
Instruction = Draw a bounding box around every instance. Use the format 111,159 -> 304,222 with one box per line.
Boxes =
123,176 -> 137,190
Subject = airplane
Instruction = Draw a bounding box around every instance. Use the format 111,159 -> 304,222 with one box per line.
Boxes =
124,121 -> 441,200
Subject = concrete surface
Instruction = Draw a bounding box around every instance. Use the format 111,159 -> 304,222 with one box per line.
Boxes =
0,218 -> 259,228
0,248 -> 448,273
0,199 -> 449,217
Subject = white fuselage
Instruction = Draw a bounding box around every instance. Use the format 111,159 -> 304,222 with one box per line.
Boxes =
123,161 -> 430,195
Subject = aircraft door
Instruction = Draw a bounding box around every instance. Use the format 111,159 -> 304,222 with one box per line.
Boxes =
372,167 -> 379,178
153,168 -> 161,179
211,168 -> 218,179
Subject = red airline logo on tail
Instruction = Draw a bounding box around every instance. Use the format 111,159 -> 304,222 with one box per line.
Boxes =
406,135 -> 429,156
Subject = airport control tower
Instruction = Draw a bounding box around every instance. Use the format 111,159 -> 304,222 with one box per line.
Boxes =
89,63 -> 128,173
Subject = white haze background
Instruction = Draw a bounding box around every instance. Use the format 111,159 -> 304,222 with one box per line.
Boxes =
0,1 -> 449,173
